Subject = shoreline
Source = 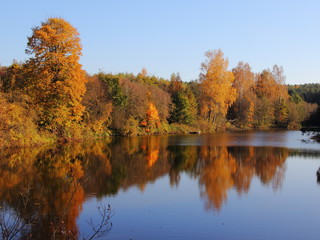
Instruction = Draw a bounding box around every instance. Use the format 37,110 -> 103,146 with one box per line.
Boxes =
0,126 -> 307,151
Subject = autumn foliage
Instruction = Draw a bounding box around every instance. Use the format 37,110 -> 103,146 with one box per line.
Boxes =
199,49 -> 237,129
230,62 -> 255,128
143,102 -> 160,132
0,18 -> 317,148
25,18 -> 87,136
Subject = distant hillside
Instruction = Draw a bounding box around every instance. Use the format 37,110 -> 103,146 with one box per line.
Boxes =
288,83 -> 320,126
288,83 -> 320,105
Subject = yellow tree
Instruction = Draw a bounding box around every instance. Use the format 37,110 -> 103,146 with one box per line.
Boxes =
144,102 -> 160,132
272,65 -> 289,127
199,49 -> 236,127
255,70 -> 278,99
140,91 -> 161,133
199,146 -> 237,211
24,18 -> 87,136
231,62 -> 255,128
254,67 -> 289,128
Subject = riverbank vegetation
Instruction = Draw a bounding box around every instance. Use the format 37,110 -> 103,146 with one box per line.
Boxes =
0,18 -> 317,148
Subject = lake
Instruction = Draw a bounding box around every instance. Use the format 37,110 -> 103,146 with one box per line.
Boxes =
1,130 -> 320,239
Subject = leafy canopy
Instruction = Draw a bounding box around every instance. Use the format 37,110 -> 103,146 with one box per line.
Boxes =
25,18 -> 87,135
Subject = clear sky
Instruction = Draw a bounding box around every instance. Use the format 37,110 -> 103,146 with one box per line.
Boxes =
1,0 -> 320,84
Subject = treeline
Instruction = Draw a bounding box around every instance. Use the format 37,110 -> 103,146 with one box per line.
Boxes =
288,83 -> 320,105
288,84 -> 320,126
0,18 -> 317,148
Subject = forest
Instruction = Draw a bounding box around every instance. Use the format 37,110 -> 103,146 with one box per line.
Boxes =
0,18 -> 318,149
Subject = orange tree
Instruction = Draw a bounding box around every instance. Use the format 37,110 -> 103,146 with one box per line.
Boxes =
140,102 -> 160,133
24,18 -> 87,137
199,49 -> 236,128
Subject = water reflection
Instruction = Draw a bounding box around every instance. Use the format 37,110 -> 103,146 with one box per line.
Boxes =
0,135 -> 319,238
198,146 -> 287,211
0,146 -> 86,239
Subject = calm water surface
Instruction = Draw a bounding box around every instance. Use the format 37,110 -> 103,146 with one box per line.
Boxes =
1,131 -> 320,239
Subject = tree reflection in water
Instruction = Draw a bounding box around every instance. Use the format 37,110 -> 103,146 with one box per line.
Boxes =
0,135 -> 315,238
198,146 -> 287,211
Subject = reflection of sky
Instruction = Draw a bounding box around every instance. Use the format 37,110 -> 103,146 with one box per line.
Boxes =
79,174 -> 203,239
169,131 -> 320,150
78,154 -> 320,240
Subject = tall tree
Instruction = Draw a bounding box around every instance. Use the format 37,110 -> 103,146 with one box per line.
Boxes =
230,62 -> 255,128
254,67 -> 289,128
272,65 -> 289,126
254,70 -> 277,128
24,18 -> 87,135
199,49 -> 236,127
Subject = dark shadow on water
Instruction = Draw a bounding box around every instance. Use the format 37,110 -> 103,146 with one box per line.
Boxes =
317,167 -> 320,185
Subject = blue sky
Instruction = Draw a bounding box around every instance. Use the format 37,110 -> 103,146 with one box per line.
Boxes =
1,0 -> 320,84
